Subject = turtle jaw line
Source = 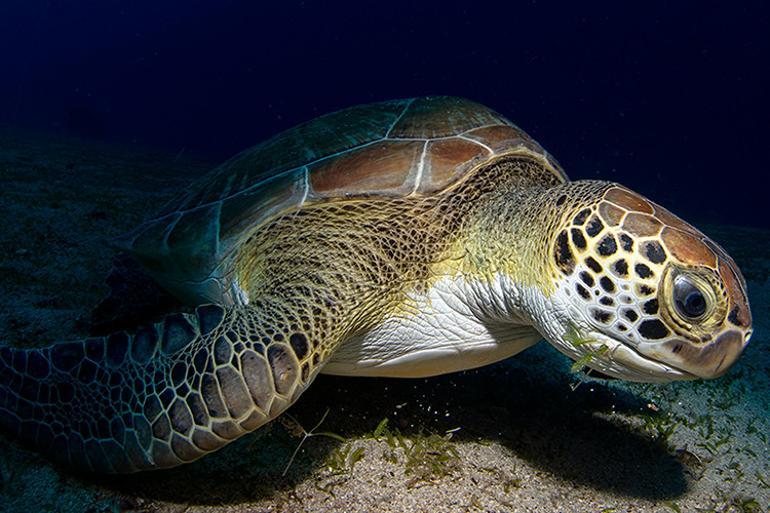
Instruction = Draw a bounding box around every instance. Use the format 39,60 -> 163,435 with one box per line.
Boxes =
524,286 -> 695,383
582,329 -> 697,383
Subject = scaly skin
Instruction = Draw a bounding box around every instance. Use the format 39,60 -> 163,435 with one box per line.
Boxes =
0,152 -> 752,472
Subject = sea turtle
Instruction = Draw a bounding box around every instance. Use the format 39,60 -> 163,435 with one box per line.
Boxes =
0,97 -> 753,473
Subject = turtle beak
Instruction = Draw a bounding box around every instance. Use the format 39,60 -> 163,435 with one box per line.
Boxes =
636,329 -> 751,379
591,332 -> 696,383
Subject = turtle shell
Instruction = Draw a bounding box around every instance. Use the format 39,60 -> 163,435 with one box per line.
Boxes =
122,96 -> 567,304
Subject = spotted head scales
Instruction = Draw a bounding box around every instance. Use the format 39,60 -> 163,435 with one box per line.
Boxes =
0,97 -> 752,473
533,184 -> 752,382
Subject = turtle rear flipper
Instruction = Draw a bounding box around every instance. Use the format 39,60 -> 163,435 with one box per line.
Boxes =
87,253 -> 184,336
0,302 -> 327,473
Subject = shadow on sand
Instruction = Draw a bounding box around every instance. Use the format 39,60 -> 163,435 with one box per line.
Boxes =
90,345 -> 687,505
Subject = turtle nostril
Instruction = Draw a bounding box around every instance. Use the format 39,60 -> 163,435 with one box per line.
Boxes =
744,329 -> 753,345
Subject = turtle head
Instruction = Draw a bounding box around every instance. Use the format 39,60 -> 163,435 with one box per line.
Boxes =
540,183 -> 752,383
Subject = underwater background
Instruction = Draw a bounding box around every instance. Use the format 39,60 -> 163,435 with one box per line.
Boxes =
0,1 -> 768,512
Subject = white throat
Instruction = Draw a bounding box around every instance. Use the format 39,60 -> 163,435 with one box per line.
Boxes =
323,274 -> 542,378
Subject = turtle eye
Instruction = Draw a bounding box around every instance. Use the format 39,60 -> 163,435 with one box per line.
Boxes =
673,275 -> 708,320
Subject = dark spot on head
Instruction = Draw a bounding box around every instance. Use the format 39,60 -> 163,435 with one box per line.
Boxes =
613,259 -> 629,276
624,309 -> 639,322
619,233 -> 634,252
554,230 -> 575,275
579,271 -> 595,287
727,306 -> 744,327
643,241 -> 667,264
576,283 -> 591,299
600,276 -> 616,293
638,284 -> 655,296
597,234 -> 618,256
571,228 -> 587,250
585,216 -> 604,237
618,324 -> 628,332
591,309 -> 614,324
672,343 -> 683,354
599,296 -> 614,306
573,208 -> 591,226
556,194 -> 567,206
635,263 -> 653,279
639,319 -> 670,340
643,298 -> 659,315
586,257 -> 603,273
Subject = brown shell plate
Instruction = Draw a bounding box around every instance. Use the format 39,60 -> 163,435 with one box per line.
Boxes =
121,96 -> 566,303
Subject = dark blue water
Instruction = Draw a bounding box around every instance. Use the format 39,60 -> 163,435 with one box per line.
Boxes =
1,1 -> 768,228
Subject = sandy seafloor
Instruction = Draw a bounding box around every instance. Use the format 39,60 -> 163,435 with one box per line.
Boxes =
0,127 -> 767,513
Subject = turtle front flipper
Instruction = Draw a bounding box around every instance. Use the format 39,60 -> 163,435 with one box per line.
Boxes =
0,303 -> 323,473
